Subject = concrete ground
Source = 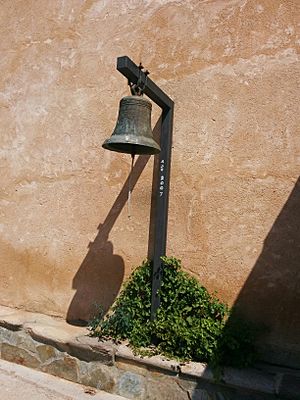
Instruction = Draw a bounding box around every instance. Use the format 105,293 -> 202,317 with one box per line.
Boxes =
0,359 -> 128,400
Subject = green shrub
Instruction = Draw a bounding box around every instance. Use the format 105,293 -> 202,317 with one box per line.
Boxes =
89,256 -> 258,367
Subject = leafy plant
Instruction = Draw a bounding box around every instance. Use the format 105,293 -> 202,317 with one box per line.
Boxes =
89,256 -> 258,368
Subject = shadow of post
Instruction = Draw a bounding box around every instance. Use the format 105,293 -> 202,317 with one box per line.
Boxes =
67,119 -> 161,325
227,177 -> 300,368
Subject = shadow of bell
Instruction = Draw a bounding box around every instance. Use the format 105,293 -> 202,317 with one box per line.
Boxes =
67,236 -> 124,325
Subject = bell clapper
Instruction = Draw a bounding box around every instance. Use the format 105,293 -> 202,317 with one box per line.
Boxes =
128,153 -> 135,219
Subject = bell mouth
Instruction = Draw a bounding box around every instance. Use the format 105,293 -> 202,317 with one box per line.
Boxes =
102,141 -> 161,155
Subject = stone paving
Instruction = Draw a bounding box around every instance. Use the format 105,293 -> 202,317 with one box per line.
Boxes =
0,358 -> 128,400
0,305 -> 300,399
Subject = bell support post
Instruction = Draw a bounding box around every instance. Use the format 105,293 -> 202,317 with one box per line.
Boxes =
116,56 -> 174,320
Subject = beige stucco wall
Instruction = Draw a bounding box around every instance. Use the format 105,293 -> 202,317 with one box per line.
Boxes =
1,0 -> 299,366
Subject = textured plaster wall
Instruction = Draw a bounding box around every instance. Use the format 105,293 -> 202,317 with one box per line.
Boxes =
0,0 -> 299,366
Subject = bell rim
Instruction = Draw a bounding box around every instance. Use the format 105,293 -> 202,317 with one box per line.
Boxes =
102,139 -> 161,155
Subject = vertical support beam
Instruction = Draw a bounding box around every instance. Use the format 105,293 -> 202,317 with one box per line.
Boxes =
116,56 -> 174,320
150,106 -> 173,320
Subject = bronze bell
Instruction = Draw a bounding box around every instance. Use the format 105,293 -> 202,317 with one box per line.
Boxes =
102,95 -> 161,155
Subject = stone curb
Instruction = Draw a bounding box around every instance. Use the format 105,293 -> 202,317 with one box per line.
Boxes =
116,344 -> 181,375
0,305 -> 300,399
70,336 -> 116,365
